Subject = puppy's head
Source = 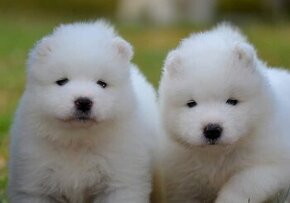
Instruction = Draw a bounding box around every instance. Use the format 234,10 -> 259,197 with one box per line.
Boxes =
159,25 -> 273,147
26,21 -> 135,129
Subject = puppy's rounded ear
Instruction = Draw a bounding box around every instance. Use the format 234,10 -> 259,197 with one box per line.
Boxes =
234,42 -> 256,67
164,50 -> 182,76
34,37 -> 53,57
112,37 -> 133,60
27,37 -> 53,70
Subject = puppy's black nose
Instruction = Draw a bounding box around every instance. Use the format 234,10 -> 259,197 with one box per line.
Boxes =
74,97 -> 93,113
203,123 -> 223,141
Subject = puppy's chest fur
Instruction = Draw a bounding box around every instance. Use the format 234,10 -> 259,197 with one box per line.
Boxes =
188,152 -> 243,201
167,149 -> 243,202
194,160 -> 233,196
35,145 -> 109,203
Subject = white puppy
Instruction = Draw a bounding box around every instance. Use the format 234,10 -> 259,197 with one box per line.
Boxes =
9,20 -> 158,203
159,24 -> 290,203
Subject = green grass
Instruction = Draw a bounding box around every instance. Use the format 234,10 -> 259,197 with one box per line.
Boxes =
1,13 -> 290,201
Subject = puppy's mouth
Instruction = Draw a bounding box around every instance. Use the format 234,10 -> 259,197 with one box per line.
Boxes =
75,115 -> 94,121
58,113 -> 97,128
206,139 -> 218,145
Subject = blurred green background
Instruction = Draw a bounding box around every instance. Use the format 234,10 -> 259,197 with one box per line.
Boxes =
1,0 -> 290,201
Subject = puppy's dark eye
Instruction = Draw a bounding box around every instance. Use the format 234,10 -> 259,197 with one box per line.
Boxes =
55,78 -> 69,86
226,98 -> 239,106
97,80 -> 107,88
187,100 -> 197,108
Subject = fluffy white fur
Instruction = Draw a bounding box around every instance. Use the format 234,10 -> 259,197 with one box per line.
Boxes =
9,20 -> 158,203
159,24 -> 290,203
